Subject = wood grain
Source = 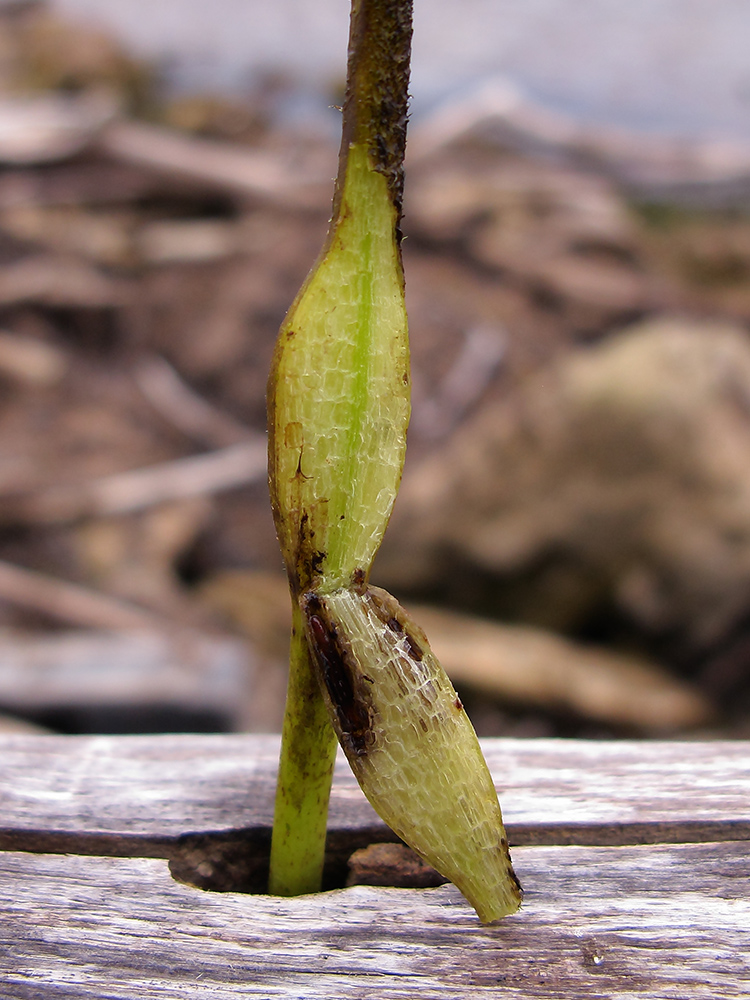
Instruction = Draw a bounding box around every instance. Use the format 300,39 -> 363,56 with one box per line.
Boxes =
0,842 -> 747,999
1,734 -> 747,892
1,734 -> 747,844
1,736 -> 748,996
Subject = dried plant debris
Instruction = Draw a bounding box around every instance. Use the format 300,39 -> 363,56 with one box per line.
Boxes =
0,0 -> 747,742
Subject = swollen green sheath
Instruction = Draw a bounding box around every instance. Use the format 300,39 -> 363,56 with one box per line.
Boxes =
268,142 -> 410,590
267,0 -> 521,921
302,585 -> 523,923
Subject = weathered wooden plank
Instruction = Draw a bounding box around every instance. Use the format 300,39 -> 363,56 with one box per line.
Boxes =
0,842 -> 747,999
0,734 -> 747,847
1,734 -> 747,891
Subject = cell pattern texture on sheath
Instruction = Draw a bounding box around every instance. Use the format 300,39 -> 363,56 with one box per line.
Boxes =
268,143 -> 410,595
302,583 -> 523,923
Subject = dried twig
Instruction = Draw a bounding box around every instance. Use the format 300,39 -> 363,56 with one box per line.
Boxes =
99,121 -> 327,208
1,440 -> 267,525
0,255 -> 128,308
411,324 -> 506,442
133,356 -> 253,448
414,604 -> 712,732
0,560 -> 159,630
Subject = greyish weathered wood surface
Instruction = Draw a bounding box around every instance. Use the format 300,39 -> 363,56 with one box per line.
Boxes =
0,735 -> 748,998
1,734 -> 749,852
0,842 -> 748,999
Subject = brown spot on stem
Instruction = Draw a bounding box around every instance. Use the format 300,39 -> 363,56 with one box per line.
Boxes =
284,421 -> 304,449
288,513 -> 326,595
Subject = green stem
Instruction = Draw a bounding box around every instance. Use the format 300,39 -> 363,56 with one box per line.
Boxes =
267,0 -> 412,896
268,604 -> 338,896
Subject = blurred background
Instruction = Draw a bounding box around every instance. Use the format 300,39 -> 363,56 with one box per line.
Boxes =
1,0 -> 750,740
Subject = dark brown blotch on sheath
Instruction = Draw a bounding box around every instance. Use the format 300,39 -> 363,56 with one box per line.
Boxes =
402,631 -> 423,661
366,586 -> 425,661
508,867 -> 524,898
288,512 -> 326,595
302,593 -> 374,757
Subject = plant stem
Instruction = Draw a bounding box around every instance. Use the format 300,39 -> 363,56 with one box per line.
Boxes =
267,0 -> 412,896
268,604 -> 338,896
